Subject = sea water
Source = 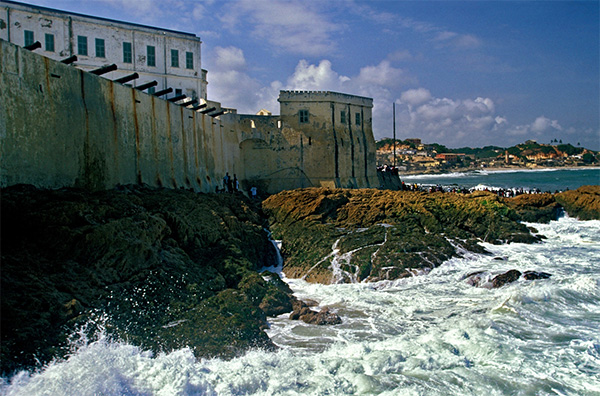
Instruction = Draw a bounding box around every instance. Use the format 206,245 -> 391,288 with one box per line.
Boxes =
2,172 -> 599,396
400,167 -> 600,192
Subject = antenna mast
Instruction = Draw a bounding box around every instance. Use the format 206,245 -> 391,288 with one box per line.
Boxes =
393,102 -> 396,167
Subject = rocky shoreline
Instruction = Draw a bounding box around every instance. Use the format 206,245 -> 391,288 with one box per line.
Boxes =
1,184 -> 598,374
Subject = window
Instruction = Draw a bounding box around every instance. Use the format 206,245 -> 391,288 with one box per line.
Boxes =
355,112 -> 361,125
299,109 -> 309,124
44,33 -> 54,52
95,38 -> 105,58
171,49 -> 179,67
123,42 -> 132,63
148,86 -> 155,94
340,110 -> 346,124
186,51 -> 194,69
147,45 -> 156,67
175,88 -> 182,96
77,35 -> 88,56
24,30 -> 34,47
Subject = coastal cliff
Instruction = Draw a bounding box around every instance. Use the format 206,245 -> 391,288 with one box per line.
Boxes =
1,185 -> 598,374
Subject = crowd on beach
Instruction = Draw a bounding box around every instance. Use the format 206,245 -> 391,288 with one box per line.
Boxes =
399,181 -> 563,197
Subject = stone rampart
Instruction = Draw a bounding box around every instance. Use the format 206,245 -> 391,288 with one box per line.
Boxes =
1,40 -> 378,195
0,39 -> 240,192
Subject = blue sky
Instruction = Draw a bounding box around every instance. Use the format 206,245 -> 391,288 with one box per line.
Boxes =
20,0 -> 600,150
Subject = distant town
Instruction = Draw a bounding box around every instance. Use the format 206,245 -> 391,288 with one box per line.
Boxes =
376,138 -> 599,174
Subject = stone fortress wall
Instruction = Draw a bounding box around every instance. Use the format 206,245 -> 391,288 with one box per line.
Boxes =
1,39 -> 377,194
0,39 -> 238,192
223,91 -> 377,192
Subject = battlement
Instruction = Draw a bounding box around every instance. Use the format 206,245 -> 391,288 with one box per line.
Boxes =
278,90 -> 373,108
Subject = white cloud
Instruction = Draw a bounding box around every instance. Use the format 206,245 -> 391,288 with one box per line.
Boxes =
285,60 -> 348,91
219,0 -> 341,56
531,116 -> 562,132
392,89 -> 507,146
506,116 -> 563,138
455,34 -> 482,49
205,47 -> 263,113
213,46 -> 247,71
400,88 -> 432,106
387,50 -> 414,62
355,61 -> 409,88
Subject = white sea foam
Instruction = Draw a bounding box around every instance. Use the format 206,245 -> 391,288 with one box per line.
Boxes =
2,217 -> 599,396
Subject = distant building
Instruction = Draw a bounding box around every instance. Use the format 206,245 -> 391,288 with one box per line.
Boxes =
0,0 -> 208,100
435,153 -> 459,163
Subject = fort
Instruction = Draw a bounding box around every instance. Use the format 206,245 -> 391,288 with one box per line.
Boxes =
0,1 -> 378,194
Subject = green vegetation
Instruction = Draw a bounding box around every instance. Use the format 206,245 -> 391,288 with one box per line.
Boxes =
376,138 -> 598,161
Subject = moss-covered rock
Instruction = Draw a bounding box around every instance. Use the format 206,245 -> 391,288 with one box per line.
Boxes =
263,188 -> 541,284
555,185 -> 600,220
0,185 -> 280,374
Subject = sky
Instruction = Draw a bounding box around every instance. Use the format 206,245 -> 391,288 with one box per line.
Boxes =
18,0 -> 600,150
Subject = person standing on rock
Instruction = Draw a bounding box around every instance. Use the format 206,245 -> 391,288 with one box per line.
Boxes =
227,175 -> 233,193
251,186 -> 257,199
223,173 -> 230,193
233,175 -> 239,192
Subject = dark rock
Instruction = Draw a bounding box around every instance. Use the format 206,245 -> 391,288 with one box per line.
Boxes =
523,271 -> 552,280
63,299 -> 84,320
464,271 -> 486,287
491,270 -> 522,288
302,307 -> 342,326
0,185 -> 281,374
289,299 -> 342,325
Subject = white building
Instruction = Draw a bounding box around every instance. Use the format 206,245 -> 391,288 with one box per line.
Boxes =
0,0 -> 208,100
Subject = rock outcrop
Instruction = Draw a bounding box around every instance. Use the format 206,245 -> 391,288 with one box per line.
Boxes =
0,185 -> 288,374
501,193 -> 562,223
465,269 -> 552,288
502,185 -> 600,222
555,185 -> 600,220
262,188 -> 541,284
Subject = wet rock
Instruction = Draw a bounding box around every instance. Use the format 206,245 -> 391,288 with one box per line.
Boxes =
502,193 -> 561,223
63,299 -> 84,320
464,271 -> 486,287
290,300 -> 342,325
303,307 -> 343,326
263,188 -> 540,284
555,185 -> 600,220
502,185 -> 600,222
1,185 -> 280,374
523,271 -> 552,280
491,270 -> 522,288
466,269 -> 552,288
